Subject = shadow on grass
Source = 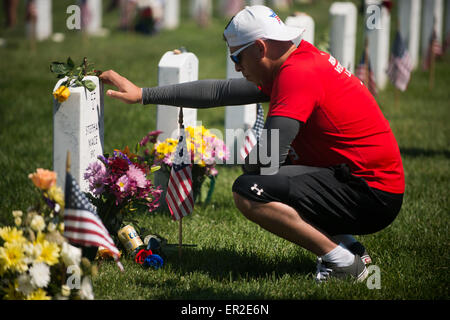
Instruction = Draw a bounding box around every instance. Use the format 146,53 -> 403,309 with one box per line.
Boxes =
138,246 -> 316,299
400,147 -> 450,159
174,247 -> 315,277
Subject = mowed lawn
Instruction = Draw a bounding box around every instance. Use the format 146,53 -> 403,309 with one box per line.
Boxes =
0,1 -> 448,300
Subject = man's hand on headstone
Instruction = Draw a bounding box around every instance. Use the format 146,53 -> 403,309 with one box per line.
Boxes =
99,70 -> 143,104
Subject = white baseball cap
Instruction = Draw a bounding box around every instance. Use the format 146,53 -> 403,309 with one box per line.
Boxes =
223,5 -> 305,47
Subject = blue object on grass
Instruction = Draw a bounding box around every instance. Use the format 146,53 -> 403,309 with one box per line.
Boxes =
143,254 -> 164,269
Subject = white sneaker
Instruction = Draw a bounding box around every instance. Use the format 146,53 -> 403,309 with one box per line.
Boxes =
315,255 -> 368,283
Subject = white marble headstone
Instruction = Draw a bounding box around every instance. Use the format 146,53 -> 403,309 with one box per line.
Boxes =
83,0 -> 103,36
398,0 -> 421,70
285,13 -> 314,47
421,0 -> 444,59
163,0 -> 179,30
27,0 -> 52,41
365,1 -> 391,90
157,51 -> 198,142
329,2 -> 357,73
53,76 -> 104,193
190,0 -> 213,20
225,48 -> 257,163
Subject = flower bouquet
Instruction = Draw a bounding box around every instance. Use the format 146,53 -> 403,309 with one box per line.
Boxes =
0,169 -> 97,300
83,147 -> 163,252
139,126 -> 229,206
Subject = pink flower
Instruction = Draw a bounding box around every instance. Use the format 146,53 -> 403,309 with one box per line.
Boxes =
116,175 -> 130,193
126,165 -> 147,189
209,167 -> 218,176
162,154 -> 174,166
146,187 -> 163,212
140,130 -> 162,146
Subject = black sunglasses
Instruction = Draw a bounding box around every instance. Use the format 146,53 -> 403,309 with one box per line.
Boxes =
229,41 -> 255,64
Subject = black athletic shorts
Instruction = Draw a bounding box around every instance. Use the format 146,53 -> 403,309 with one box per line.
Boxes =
232,164 -> 403,236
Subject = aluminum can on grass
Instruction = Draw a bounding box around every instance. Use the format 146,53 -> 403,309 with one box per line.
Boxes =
118,225 -> 143,254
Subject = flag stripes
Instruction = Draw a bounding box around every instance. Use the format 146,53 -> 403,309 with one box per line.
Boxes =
166,126 -> 194,221
387,31 -> 413,91
64,211 -> 118,252
64,172 -> 122,269
240,130 -> 258,160
239,103 -> 265,160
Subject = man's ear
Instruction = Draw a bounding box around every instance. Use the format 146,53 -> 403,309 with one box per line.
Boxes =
254,39 -> 267,60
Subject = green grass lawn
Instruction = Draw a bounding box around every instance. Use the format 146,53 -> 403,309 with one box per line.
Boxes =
0,0 -> 449,300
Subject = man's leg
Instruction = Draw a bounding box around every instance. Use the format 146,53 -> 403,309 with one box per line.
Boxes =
231,167 -> 369,281
233,192 -> 336,256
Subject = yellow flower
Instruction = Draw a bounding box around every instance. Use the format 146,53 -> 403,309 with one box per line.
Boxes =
0,242 -> 28,274
0,226 -> 27,244
53,85 -> 71,103
27,288 -> 51,300
156,142 -> 169,157
166,138 -> 178,153
46,185 -> 65,208
186,126 -> 195,137
28,168 -> 57,190
201,126 -> 210,137
34,233 -> 60,266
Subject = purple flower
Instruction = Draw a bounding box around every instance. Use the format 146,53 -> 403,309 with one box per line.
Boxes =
84,161 -> 108,195
113,150 -> 132,165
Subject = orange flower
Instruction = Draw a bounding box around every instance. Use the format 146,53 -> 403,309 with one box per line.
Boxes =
97,246 -> 121,260
28,169 -> 57,190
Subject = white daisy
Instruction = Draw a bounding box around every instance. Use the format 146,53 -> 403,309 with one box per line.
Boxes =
29,262 -> 50,288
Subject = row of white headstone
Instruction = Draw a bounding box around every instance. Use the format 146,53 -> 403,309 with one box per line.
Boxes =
53,0 -> 450,192
29,0 -> 288,41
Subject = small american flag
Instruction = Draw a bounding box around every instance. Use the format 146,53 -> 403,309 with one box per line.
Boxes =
64,172 -> 123,270
423,27 -> 443,70
387,31 -> 413,91
240,103 -> 265,160
355,44 -> 377,97
166,126 -> 194,221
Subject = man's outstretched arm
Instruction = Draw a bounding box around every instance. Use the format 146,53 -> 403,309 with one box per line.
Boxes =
99,70 -> 270,107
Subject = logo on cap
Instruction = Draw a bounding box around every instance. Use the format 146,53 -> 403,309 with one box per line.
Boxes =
269,10 -> 282,24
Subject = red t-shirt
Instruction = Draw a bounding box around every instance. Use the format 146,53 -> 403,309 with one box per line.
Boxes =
261,40 -> 405,194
